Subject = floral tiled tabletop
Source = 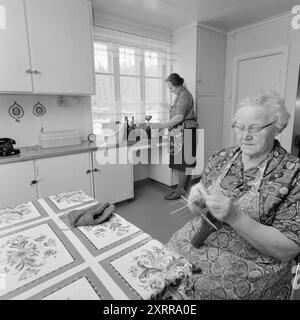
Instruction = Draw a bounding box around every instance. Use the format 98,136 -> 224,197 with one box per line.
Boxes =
0,191 -> 193,300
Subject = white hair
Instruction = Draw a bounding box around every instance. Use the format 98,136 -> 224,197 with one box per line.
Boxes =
233,91 -> 290,133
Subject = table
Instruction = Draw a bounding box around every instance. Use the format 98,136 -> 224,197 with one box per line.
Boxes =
0,190 -> 193,300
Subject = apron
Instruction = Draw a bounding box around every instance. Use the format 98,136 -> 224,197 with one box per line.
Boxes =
169,119 -> 198,156
169,125 -> 184,156
207,150 -> 266,220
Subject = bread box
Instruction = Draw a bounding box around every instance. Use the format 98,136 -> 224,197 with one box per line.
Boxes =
38,130 -> 82,148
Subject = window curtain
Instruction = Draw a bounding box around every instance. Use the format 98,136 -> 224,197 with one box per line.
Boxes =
93,26 -> 175,62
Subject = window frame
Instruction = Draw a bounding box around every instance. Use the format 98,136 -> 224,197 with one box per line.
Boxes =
93,41 -> 171,125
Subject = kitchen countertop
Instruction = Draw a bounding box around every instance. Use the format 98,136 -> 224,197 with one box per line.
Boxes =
0,138 -> 169,165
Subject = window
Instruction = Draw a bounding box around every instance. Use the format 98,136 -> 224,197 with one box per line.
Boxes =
92,27 -> 173,136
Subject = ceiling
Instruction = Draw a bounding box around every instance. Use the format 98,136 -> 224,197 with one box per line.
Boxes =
92,0 -> 299,33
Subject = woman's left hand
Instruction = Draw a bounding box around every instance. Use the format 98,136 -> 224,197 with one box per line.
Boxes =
204,193 -> 241,225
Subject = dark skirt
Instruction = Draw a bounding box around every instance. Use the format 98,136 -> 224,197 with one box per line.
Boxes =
169,127 -> 197,172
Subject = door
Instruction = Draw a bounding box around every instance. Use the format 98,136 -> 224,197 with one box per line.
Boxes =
0,0 -> 32,92
236,53 -> 285,104
35,153 -> 93,198
0,161 -> 37,208
24,0 -> 95,94
92,151 -> 134,204
231,47 -> 288,144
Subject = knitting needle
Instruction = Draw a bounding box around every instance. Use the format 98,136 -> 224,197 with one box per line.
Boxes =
169,204 -> 189,215
180,195 -> 219,231
168,199 -> 186,205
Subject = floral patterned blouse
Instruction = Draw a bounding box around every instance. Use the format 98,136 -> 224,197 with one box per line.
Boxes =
167,140 -> 300,300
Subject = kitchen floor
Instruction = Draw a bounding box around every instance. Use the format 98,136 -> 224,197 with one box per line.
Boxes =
115,179 -> 193,244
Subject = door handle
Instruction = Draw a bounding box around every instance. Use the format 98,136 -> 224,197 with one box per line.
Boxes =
30,179 -> 39,185
86,169 -> 92,174
93,168 -> 100,173
25,69 -> 33,74
32,70 -> 41,75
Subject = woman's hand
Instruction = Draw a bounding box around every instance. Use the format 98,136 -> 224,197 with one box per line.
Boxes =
204,193 -> 241,225
188,184 -> 206,214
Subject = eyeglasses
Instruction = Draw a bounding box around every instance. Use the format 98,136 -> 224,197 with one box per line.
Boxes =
231,121 -> 275,135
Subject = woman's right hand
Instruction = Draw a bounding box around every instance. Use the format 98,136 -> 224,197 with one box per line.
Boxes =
188,183 -> 206,214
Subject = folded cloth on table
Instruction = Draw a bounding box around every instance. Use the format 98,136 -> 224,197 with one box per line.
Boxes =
67,202 -> 115,227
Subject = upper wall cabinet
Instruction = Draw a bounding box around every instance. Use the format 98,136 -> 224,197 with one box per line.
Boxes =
0,0 -> 95,95
0,0 -> 32,93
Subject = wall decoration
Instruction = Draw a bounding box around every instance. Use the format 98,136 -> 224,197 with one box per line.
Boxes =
8,102 -> 24,122
33,102 -> 46,118
57,96 -> 65,106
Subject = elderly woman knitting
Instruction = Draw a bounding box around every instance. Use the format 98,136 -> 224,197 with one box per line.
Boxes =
167,91 -> 300,300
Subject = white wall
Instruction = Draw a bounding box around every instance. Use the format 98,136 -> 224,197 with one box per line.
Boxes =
223,15 -> 300,152
172,25 -> 198,100
0,95 -> 93,147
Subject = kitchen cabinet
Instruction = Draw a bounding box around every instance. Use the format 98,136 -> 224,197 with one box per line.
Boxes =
0,0 -> 32,92
92,150 -> 134,204
35,153 -> 93,198
0,0 -> 95,94
0,160 -> 37,208
149,164 -> 178,186
0,149 -> 134,209
148,145 -> 178,187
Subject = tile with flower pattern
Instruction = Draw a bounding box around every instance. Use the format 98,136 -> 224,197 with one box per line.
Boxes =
64,213 -> 142,257
0,220 -> 83,299
100,238 -> 193,300
29,268 -> 113,300
0,201 -> 49,232
46,190 -> 95,212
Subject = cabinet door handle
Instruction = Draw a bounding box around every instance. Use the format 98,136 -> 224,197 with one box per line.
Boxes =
93,168 -> 100,173
30,179 -> 38,185
25,69 -> 32,74
86,169 -> 92,174
33,70 -> 41,75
